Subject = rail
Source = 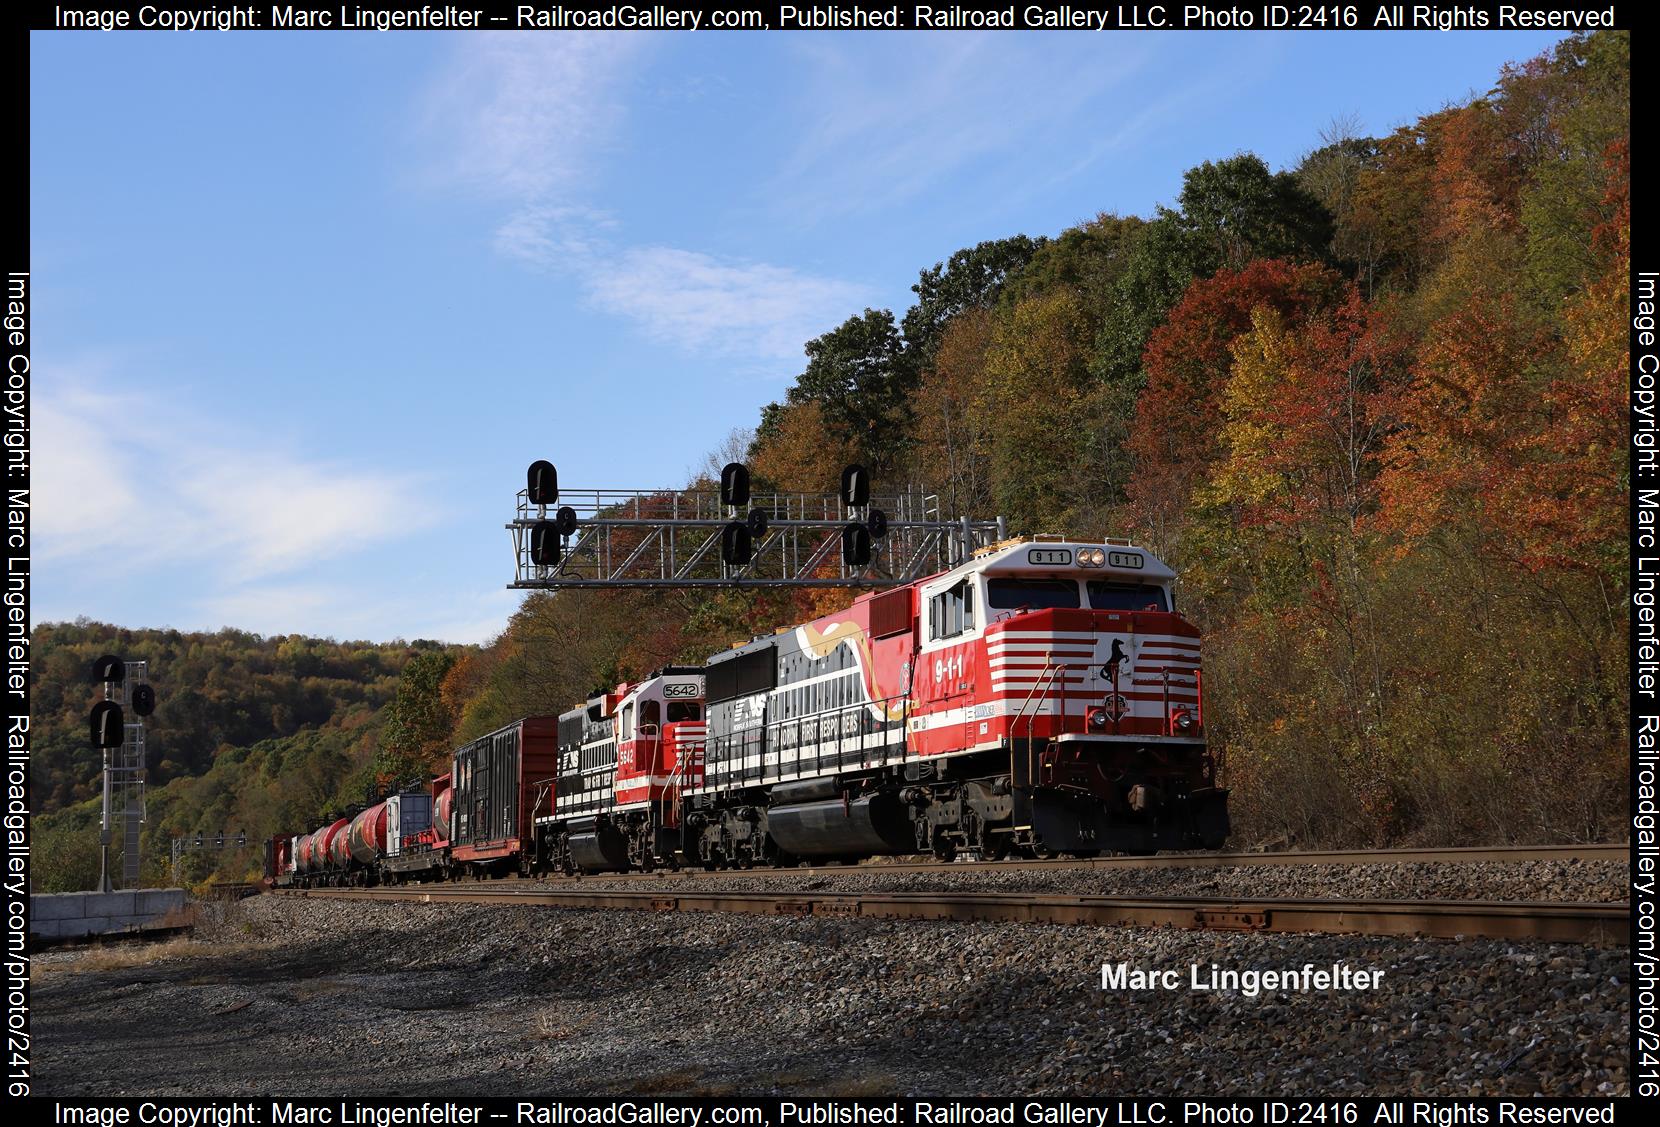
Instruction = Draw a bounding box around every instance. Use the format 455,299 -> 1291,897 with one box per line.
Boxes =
275,883 -> 1628,945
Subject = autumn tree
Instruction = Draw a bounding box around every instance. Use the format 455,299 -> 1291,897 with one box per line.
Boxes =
978,288 -> 1097,533
908,308 -> 996,517
377,650 -> 457,783
1126,259 -> 1344,549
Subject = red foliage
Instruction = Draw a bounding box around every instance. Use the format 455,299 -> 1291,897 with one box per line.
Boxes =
1126,259 -> 1344,533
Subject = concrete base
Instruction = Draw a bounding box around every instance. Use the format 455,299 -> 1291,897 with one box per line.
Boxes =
29,889 -> 189,942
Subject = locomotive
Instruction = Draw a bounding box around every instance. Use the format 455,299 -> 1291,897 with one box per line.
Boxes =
268,536 -> 1228,887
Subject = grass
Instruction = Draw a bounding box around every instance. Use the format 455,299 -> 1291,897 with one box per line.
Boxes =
34,935 -> 205,979
531,1011 -> 600,1042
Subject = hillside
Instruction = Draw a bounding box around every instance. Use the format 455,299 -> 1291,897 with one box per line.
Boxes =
29,621 -> 465,889
447,33 -> 1631,848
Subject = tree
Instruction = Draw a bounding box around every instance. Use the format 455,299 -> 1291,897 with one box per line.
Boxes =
979,289 -> 1096,533
1126,259 -> 1344,548
787,308 -> 911,471
1296,117 -> 1385,290
908,308 -> 996,517
902,235 -> 1043,368
750,399 -> 856,494
377,651 -> 458,783
1175,154 -> 1334,271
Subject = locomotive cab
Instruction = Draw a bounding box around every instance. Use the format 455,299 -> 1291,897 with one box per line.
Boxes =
913,537 -> 1228,855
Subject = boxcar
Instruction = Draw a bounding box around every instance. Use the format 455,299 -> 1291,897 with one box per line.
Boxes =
449,717 -> 560,876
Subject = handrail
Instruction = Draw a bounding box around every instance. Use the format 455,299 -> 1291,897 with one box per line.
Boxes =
1010,662 -> 1063,791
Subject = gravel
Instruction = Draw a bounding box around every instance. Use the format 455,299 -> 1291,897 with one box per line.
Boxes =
31,893 -> 1628,1098
537,858 -> 1629,904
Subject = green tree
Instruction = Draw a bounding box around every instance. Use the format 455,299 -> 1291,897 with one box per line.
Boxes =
786,308 -> 911,471
902,235 -> 1044,367
1176,153 -> 1334,271
376,651 -> 458,783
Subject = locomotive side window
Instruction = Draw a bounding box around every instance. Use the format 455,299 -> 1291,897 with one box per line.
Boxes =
988,577 -> 1081,610
1086,581 -> 1169,611
621,702 -> 634,741
928,578 -> 976,641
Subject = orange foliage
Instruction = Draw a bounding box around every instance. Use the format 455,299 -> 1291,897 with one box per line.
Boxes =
1127,259 -> 1344,536
750,400 -> 856,494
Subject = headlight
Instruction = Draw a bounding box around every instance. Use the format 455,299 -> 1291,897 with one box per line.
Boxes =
1173,709 -> 1196,732
1078,547 -> 1105,567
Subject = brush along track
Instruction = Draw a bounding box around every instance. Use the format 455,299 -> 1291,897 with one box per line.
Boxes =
275,883 -> 1628,945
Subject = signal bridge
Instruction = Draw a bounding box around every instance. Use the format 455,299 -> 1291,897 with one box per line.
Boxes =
507,461 -> 1005,590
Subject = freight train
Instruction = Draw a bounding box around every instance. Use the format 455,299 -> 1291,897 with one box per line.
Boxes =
265,536 -> 1228,887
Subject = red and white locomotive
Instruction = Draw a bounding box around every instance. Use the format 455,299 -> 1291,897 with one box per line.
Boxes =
271,536 -> 1227,886
539,535 -> 1226,872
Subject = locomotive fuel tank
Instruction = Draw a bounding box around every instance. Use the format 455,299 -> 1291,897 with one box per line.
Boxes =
766,793 -> 914,857
567,815 -> 629,872
347,801 -> 389,865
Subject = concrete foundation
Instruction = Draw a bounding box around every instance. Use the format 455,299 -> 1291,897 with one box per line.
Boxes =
29,889 -> 189,941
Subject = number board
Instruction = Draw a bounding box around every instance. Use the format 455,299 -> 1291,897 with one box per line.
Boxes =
1027,548 -> 1073,566
1107,551 -> 1144,569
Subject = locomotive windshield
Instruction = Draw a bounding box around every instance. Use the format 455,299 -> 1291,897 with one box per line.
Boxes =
1086,581 -> 1169,611
985,577 -> 1171,612
987,577 -> 1080,610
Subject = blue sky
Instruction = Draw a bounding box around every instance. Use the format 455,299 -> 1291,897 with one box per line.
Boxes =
32,28 -> 1565,644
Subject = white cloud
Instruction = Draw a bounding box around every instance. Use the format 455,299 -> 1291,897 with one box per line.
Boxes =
587,245 -> 866,361
497,211 -> 866,362
429,36 -> 867,368
33,366 -> 436,580
765,35 -> 1162,222
421,35 -> 653,200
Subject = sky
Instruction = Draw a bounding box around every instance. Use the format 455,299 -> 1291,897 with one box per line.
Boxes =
30,28 -> 1567,645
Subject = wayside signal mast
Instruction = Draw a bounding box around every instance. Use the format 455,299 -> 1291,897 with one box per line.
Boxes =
507,461 -> 1005,590
90,656 -> 157,892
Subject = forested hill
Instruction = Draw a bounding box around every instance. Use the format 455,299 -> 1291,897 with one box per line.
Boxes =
30,620 -> 452,812
30,33 -> 1630,888
444,32 -> 1630,849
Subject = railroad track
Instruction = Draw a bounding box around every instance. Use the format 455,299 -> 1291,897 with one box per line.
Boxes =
505,841 -> 1629,881
275,883 -> 1629,945
336,842 -> 1627,892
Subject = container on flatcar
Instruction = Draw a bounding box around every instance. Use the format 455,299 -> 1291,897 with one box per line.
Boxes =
432,779 -> 453,843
